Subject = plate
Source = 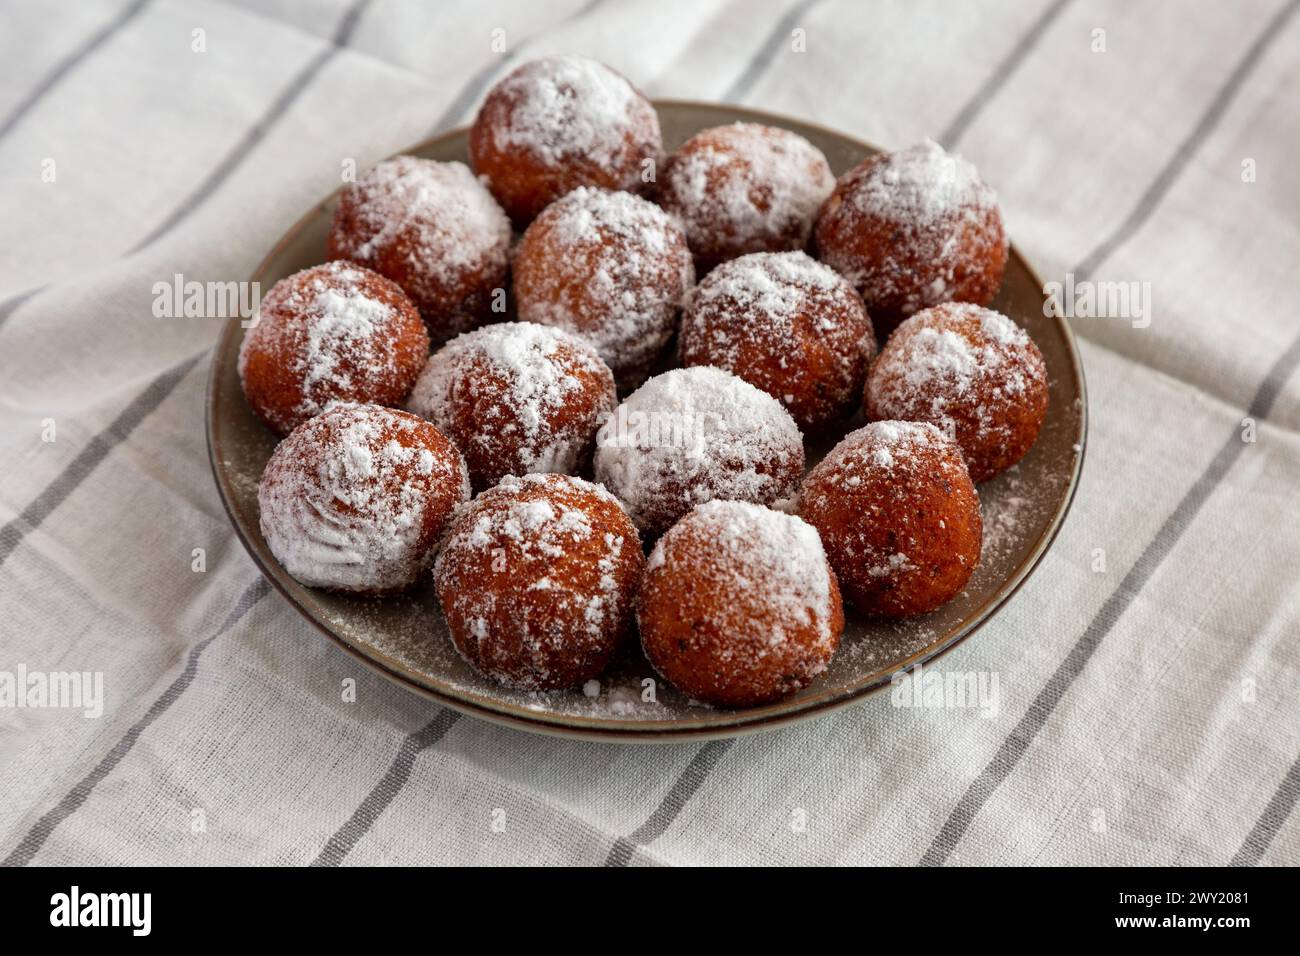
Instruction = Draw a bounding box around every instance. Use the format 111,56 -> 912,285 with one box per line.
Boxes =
206,101 -> 1087,742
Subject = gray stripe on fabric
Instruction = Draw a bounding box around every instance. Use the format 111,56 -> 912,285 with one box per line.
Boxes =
1,578 -> 271,867
426,0 -> 611,136
721,0 -> 825,104
604,739 -> 734,866
1230,754 -> 1300,866
1074,0 -> 1300,280
0,349 -> 205,570
0,0 -> 152,143
311,711 -> 462,866
0,0 -> 375,328
0,0 -> 156,329
127,0 -> 374,255
921,327 -> 1300,867
919,1 -> 1300,867
939,0 -> 1075,149
331,0 -> 375,46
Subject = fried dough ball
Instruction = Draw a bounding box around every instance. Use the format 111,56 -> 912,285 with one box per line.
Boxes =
593,366 -> 805,537
434,474 -> 644,690
800,421 -> 981,618
866,302 -> 1048,482
814,139 -> 1006,337
678,251 -> 875,431
327,156 -> 511,344
657,122 -> 835,271
258,403 -> 470,594
638,500 -> 844,708
513,186 -> 694,391
469,55 -> 662,225
407,321 -> 616,491
238,261 -> 429,436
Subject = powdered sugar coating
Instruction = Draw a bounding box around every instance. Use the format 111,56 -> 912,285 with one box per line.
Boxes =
485,56 -> 654,167
815,139 -> 1006,332
800,420 -> 982,618
327,156 -> 511,343
238,261 -> 429,436
639,500 -> 844,707
867,302 -> 1048,482
678,251 -> 875,431
514,186 -> 694,390
434,473 -> 644,690
470,55 -> 662,223
593,366 -> 805,536
258,403 -> 470,593
408,321 -> 617,490
658,123 -> 835,269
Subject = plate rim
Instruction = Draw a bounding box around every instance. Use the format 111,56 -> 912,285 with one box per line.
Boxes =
206,99 -> 1089,743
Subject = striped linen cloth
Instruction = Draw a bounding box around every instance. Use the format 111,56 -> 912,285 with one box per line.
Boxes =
1,0 -> 1298,867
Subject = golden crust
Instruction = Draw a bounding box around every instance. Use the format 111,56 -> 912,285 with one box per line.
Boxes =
239,262 -> 428,437
814,142 -> 1006,337
638,501 -> 844,707
434,474 -> 645,690
800,421 -> 982,618
866,303 -> 1048,482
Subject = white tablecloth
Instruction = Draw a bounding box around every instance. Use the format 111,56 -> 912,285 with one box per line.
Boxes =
2,0 -> 1298,866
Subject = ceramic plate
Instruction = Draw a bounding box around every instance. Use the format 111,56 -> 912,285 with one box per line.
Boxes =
206,101 -> 1087,742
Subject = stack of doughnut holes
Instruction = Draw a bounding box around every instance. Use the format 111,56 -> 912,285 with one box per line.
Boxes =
241,55 -> 1050,709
